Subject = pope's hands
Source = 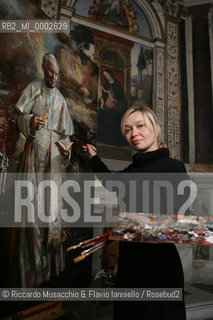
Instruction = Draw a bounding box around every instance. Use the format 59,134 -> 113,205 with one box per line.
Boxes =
83,144 -> 97,159
30,114 -> 44,135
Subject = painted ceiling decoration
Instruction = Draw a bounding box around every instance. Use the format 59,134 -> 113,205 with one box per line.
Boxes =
88,0 -> 139,33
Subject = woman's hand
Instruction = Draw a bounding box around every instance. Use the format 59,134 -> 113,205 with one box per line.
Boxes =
83,144 -> 97,159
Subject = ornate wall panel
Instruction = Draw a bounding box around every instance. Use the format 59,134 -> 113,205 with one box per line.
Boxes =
166,20 -> 180,159
155,46 -> 165,142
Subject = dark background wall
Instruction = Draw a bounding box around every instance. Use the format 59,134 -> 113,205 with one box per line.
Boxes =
190,5 -> 213,163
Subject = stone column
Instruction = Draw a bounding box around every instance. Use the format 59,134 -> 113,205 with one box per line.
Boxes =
164,0 -> 184,159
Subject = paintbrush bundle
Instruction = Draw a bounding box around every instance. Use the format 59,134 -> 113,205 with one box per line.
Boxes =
66,232 -> 111,263
109,213 -> 213,245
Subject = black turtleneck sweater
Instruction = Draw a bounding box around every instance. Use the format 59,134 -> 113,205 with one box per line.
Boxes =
89,148 -> 186,320
89,148 -> 186,174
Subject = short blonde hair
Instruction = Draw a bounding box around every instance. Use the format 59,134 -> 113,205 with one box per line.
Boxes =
121,105 -> 166,148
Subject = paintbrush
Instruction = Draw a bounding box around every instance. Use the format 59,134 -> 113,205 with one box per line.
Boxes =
73,240 -> 107,263
70,133 -> 85,146
81,240 -> 107,255
66,232 -> 111,252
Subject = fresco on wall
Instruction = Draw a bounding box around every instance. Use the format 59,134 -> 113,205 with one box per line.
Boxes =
71,0 -> 154,147
70,18 -> 153,146
74,0 -> 153,39
89,0 -> 138,32
131,43 -> 153,107
98,68 -> 128,145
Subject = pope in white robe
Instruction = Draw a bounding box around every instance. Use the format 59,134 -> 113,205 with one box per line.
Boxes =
14,53 -> 74,287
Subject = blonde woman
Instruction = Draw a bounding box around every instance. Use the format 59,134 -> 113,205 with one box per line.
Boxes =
83,106 -> 186,320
